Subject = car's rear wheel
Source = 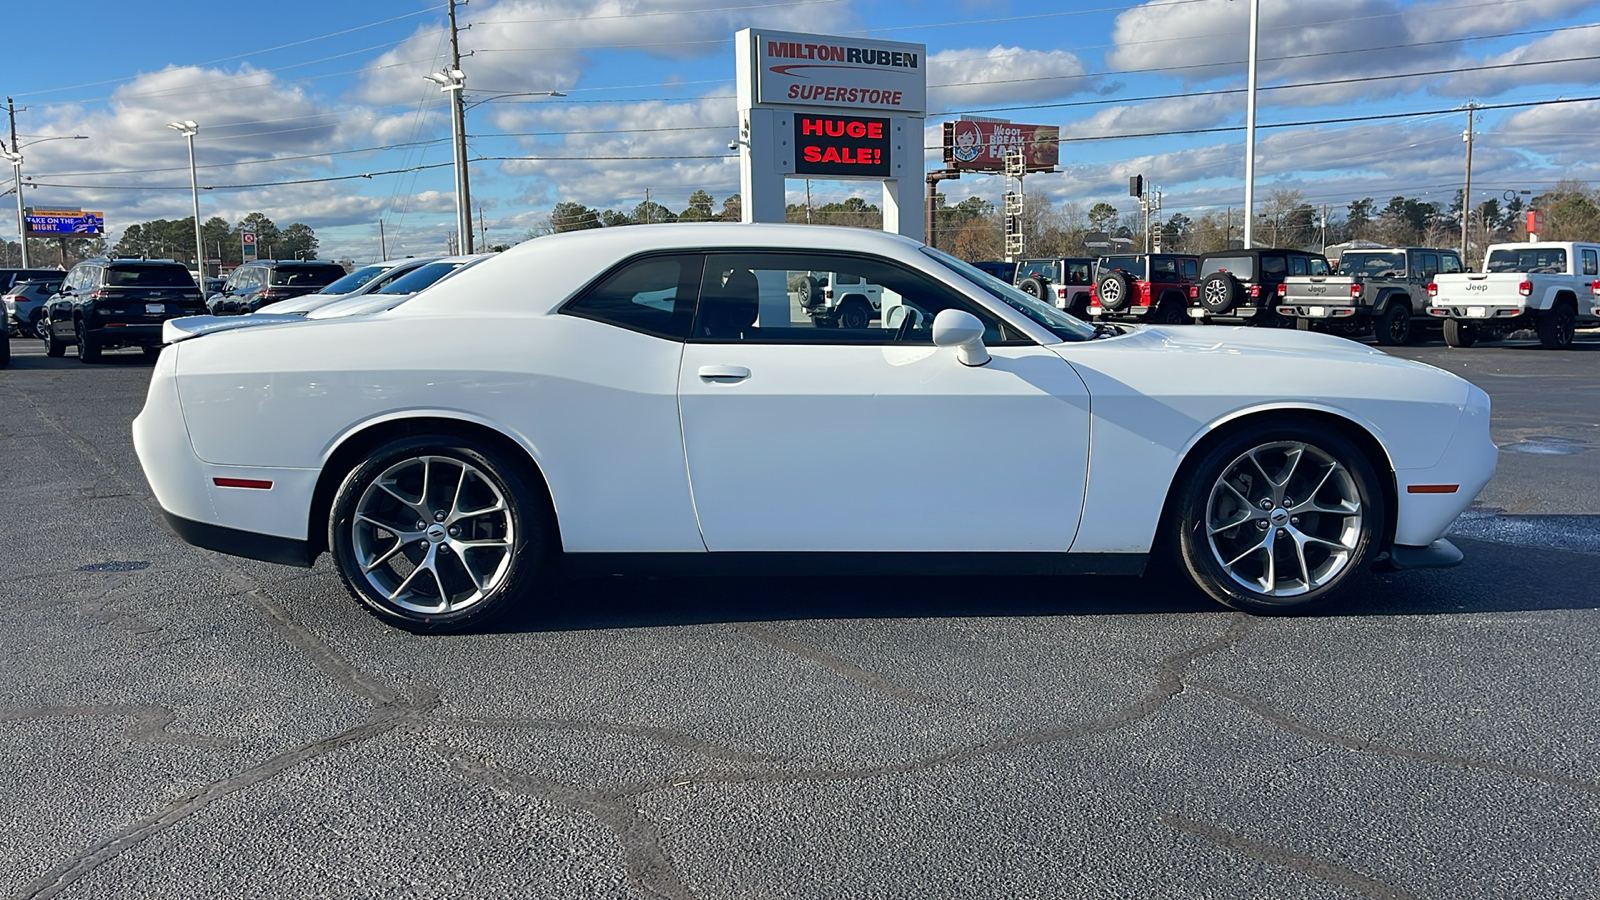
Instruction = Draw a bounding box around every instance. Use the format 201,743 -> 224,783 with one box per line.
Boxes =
1442,319 -> 1478,347
1538,302 -> 1576,349
76,320 -> 102,363
329,434 -> 549,633
1373,302 -> 1413,346
1175,421 -> 1384,614
838,299 -> 870,329
43,317 -> 65,357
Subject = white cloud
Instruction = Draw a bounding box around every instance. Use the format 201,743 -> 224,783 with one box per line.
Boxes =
928,46 -> 1096,112
1435,26 -> 1600,97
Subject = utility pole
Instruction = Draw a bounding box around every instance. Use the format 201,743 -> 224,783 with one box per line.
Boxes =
479,205 -> 487,249
447,0 -> 472,254
6,97 -> 25,268
924,168 -> 960,251
1242,0 -> 1260,249
1461,101 -> 1476,262
379,219 -> 387,259
1321,202 -> 1329,253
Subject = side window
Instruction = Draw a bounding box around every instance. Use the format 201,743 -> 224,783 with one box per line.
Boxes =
1440,254 -> 1463,274
693,251 -> 1023,345
562,253 -> 703,340
1181,259 -> 1198,280
1583,249 -> 1598,276
1066,263 -> 1091,285
1260,256 -> 1288,276
1309,258 -> 1331,276
1288,257 -> 1308,276
1152,258 -> 1178,280
1419,254 -> 1439,279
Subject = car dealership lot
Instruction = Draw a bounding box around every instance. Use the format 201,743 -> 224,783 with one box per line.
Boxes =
2,334 -> 1596,899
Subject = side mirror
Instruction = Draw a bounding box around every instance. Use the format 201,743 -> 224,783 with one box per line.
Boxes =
932,309 -> 990,367
883,305 -> 925,330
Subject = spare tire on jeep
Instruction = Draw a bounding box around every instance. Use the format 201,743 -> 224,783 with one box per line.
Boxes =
1020,275 -> 1050,299
797,274 -> 822,309
1096,270 -> 1134,311
1199,272 -> 1243,314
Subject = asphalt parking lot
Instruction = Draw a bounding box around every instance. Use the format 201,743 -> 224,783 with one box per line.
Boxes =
1,332 -> 1597,900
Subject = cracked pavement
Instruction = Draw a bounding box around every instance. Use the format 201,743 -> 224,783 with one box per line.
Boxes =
1,337 -> 1597,899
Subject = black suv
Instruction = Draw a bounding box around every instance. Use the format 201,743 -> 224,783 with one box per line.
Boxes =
1189,249 -> 1331,326
41,258 -> 206,362
208,260 -> 347,315
1013,257 -> 1096,318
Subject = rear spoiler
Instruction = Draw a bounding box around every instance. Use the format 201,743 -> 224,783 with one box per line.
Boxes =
163,314 -> 306,344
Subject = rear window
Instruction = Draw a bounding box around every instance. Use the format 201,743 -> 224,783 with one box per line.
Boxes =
1202,256 -> 1255,280
1015,260 -> 1058,282
317,264 -> 390,295
270,265 -> 345,288
1341,252 -> 1406,278
1487,247 -> 1568,274
375,261 -> 468,295
105,265 -> 195,288
1100,256 -> 1148,279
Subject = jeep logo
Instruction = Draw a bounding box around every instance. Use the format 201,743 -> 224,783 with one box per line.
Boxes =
1465,283 -> 1489,291
1306,286 -> 1326,294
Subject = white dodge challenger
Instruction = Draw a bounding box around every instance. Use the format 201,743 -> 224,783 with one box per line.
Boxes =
133,224 -> 1496,632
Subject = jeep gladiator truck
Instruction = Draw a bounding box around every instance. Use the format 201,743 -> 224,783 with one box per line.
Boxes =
1426,241 -> 1600,349
1278,247 -> 1462,346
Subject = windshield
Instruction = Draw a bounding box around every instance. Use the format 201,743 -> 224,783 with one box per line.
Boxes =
106,265 -> 196,288
374,260 -> 468,295
1486,247 -> 1568,274
922,247 -> 1096,342
1340,252 -> 1405,278
317,265 -> 389,295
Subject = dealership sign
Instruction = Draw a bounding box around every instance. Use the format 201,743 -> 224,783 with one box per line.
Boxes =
748,29 -> 926,115
942,121 -> 1060,173
24,209 -> 105,235
794,115 -> 891,177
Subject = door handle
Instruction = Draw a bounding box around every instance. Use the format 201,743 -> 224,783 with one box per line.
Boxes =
697,364 -> 751,382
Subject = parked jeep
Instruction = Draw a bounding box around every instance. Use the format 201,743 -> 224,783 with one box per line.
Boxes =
1278,247 -> 1462,345
1427,241 -> 1600,349
1087,253 -> 1199,324
40,258 -> 206,362
1013,258 -> 1095,318
791,271 -> 884,328
1189,249 -> 1331,326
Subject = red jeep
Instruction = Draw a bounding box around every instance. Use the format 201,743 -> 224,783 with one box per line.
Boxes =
1088,253 -> 1200,324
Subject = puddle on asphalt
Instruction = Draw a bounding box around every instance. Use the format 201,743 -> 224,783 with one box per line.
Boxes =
1499,435 -> 1591,455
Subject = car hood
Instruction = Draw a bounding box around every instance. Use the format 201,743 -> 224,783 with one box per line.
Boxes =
1118,323 -> 1390,360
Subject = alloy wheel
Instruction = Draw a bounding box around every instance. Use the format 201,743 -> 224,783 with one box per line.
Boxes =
1204,440 -> 1363,598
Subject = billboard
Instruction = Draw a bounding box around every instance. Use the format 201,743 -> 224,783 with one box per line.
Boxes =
942,121 -> 1059,173
747,29 -> 926,114
24,209 -> 105,235
793,114 -> 891,177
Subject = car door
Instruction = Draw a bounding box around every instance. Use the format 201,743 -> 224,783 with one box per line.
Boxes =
677,250 -> 1091,554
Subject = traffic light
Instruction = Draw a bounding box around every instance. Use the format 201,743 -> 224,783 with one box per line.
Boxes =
1129,175 -> 1144,198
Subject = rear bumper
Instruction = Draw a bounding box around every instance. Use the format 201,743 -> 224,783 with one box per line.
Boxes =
1426,305 -> 1527,323
1391,384 -> 1497,547
160,511 -> 315,567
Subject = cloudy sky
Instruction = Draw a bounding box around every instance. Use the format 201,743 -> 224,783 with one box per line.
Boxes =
6,0 -> 1599,261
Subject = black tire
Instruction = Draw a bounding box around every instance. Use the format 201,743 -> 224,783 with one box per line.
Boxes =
143,344 -> 163,360
1199,272 -> 1242,314
27,308 -> 44,339
837,299 -> 870,329
43,317 -> 65,357
328,434 -> 550,633
1020,276 -> 1050,299
1172,419 -> 1385,614
1373,301 -> 1413,346
1442,318 -> 1478,348
76,319 -> 102,363
1067,292 -> 1091,321
798,275 -> 822,308
1537,302 -> 1576,350
1295,317 -> 1313,332
811,315 -> 837,328
1096,270 -> 1134,312
1152,295 -> 1187,325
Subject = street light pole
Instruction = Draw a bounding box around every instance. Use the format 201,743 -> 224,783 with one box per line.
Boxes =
2,100 -> 87,268
168,121 -> 204,277
1242,0 -> 1260,249
425,68 -> 470,256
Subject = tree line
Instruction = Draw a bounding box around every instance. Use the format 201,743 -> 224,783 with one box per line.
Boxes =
112,213 -> 319,267
541,180 -> 1600,268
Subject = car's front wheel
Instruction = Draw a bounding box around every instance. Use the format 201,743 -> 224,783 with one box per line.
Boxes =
1174,421 -> 1384,614
329,434 -> 550,633
42,316 -> 66,357
76,319 -> 102,363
